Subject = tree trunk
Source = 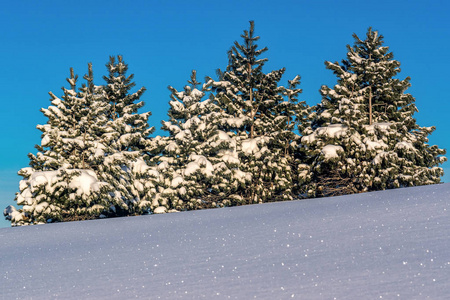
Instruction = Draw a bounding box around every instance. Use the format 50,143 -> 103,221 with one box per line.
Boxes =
369,87 -> 373,125
248,62 -> 254,138
368,53 -> 373,125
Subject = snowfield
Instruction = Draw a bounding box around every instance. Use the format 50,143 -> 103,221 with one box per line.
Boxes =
1,183 -> 449,299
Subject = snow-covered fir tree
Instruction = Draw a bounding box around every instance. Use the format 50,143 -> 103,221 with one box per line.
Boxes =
210,21 -> 310,203
99,55 -> 157,216
152,70 -> 247,210
4,65 -> 113,225
29,65 -> 110,171
301,28 -> 447,197
5,57 -> 157,226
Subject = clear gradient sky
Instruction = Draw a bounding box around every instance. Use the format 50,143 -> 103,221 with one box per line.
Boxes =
1,0 -> 449,228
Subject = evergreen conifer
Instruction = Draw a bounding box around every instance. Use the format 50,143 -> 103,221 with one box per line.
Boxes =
5,57 -> 156,225
302,28 -> 447,197
5,65 -> 112,225
98,55 -> 156,215
211,21 -> 309,203
153,70 -> 245,210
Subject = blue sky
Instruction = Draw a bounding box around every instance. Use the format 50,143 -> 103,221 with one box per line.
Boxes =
1,0 -> 449,227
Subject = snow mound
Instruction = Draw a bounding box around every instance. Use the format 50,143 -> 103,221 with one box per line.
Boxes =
153,206 -> 167,214
1,183 -> 449,299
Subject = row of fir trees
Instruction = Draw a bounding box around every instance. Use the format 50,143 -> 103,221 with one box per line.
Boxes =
4,22 -> 446,226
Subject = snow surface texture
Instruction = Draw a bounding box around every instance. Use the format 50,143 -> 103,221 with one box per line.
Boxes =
1,184 -> 449,299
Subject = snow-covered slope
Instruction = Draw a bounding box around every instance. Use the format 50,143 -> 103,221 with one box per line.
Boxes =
1,184 -> 449,299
